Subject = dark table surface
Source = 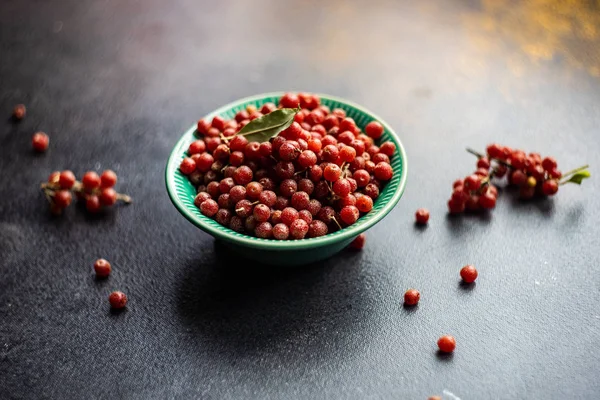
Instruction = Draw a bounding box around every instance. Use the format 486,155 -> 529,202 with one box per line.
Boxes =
1,1 -> 599,399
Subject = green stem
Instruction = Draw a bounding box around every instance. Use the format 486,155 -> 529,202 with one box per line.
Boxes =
560,164 -> 589,180
466,148 -> 512,168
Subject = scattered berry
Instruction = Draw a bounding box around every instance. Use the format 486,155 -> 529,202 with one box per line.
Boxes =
415,208 -> 429,224
32,132 -> 49,152
460,265 -> 478,283
109,291 -> 127,309
437,335 -> 456,353
404,289 -> 420,306
13,104 -> 26,120
94,258 -> 111,278
348,233 -> 366,250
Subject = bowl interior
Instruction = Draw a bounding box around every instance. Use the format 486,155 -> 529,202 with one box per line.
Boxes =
166,92 -> 407,250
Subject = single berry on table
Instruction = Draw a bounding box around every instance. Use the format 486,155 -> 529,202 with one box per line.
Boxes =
13,104 -> 26,120
460,265 -> 478,283
109,291 -> 127,309
32,132 -> 49,152
94,258 -> 111,278
404,289 -> 420,306
415,208 -> 430,224
437,335 -> 456,353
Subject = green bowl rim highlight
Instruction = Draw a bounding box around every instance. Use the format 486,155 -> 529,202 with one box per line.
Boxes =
165,92 -> 408,250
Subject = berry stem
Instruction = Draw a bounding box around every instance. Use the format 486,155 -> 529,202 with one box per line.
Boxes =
332,216 -> 343,230
559,164 -> 590,183
466,147 -> 512,168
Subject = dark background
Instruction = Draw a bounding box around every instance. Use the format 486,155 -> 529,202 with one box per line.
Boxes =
1,1 -> 599,399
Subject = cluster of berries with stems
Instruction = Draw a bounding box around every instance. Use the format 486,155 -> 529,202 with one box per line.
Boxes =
403,265 -> 478,355
448,144 -> 590,214
41,169 -> 132,215
181,92 -> 395,241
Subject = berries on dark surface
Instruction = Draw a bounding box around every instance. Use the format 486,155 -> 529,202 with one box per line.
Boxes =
348,233 -> 366,250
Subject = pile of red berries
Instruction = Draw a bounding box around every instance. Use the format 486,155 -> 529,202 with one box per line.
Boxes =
41,169 -> 132,214
180,92 -> 396,240
448,144 -> 589,213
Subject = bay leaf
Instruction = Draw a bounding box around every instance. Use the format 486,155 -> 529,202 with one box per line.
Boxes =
238,107 -> 299,143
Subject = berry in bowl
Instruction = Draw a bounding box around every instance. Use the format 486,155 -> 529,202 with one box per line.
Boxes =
166,92 -> 407,266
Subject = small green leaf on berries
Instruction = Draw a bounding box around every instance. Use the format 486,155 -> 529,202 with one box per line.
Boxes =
563,170 -> 591,185
238,107 -> 299,143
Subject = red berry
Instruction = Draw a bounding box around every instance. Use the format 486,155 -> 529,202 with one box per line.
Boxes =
339,194 -> 357,208
86,195 -> 101,213
281,207 -> 299,226
308,220 -> 328,238
379,141 -> 396,157
217,194 -> 231,209
549,168 -> 562,179
200,199 -> 219,217
298,150 -> 317,168
205,136 -> 221,151
324,164 -> 342,181
289,218 -> 309,239
188,140 -> 206,155
322,144 -> 340,162
109,291 -> 127,309
197,119 -> 211,134
466,195 -> 480,211
308,165 -> 323,182
82,171 -> 101,190
542,157 -> 557,172
291,191 -> 310,210
196,153 -> 214,172
100,170 -> 117,188
476,157 -> 490,170
415,208 -> 429,224
356,195 -> 373,213
229,216 -> 244,232
447,198 -> 465,214
59,170 -> 76,189
13,104 -> 26,120
374,162 -> 393,181
437,335 -> 456,353
365,121 -> 384,139
460,265 -> 478,283
542,179 -> 559,196
340,146 -> 357,162
348,233 -> 366,250
298,209 -> 313,223
279,179 -> 298,198
215,208 -> 232,226
194,192 -> 211,208
333,179 -> 351,197
275,161 -> 295,180
509,170 -> 527,186
404,289 -> 420,306
272,223 -> 290,240
339,117 -> 357,133
253,204 -> 271,222
280,93 -> 300,108
452,179 -> 463,189
245,181 -> 263,199
297,179 -> 314,195
233,166 -> 253,185
94,259 -> 111,278
260,102 -> 277,114
307,199 -> 322,216
230,135 -> 249,152
464,174 -> 481,191
32,132 -> 49,152
479,192 -> 496,209
340,205 -> 359,225
100,188 -> 117,206
54,190 -> 72,208
364,183 -> 380,199
179,157 -> 197,175
486,143 -> 502,158
218,178 -> 235,194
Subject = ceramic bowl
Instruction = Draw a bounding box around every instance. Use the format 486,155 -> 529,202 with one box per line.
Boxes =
166,92 -> 407,266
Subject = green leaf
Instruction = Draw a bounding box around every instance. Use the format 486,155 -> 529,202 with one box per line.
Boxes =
238,107 -> 299,143
564,170 -> 591,185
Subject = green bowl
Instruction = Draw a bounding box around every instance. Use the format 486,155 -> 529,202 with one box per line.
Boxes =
166,92 -> 407,266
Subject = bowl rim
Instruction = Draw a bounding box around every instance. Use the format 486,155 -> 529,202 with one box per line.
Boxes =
165,92 -> 408,250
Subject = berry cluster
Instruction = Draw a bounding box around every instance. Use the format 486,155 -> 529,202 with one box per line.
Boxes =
180,92 -> 395,240
448,144 -> 590,213
41,169 -> 132,214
